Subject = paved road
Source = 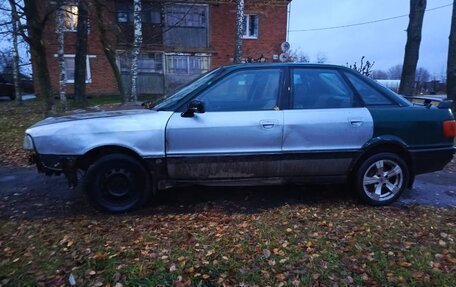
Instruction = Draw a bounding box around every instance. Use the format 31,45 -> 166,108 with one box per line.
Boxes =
0,167 -> 455,219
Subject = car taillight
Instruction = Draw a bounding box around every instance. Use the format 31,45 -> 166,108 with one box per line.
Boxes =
443,120 -> 456,138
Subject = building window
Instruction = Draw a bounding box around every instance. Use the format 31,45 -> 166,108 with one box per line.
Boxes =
118,51 -> 163,74
116,2 -> 161,24
63,55 -> 92,83
63,5 -> 78,32
242,14 -> 259,39
143,7 -> 161,24
117,11 -> 129,23
164,4 -> 209,48
165,4 -> 207,27
166,54 -> 210,75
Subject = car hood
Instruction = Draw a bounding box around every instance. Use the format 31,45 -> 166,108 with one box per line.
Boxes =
25,109 -> 174,157
31,109 -> 152,128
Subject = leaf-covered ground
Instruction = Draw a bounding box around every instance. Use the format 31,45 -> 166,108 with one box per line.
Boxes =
0,100 -> 44,167
0,203 -> 455,286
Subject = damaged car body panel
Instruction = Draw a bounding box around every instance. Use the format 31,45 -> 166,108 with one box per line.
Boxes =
27,110 -> 173,156
23,63 -> 456,213
25,110 -> 174,187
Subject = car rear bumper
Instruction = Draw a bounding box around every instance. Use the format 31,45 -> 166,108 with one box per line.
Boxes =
410,147 -> 455,174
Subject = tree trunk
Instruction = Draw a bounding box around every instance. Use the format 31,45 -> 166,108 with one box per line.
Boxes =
8,0 -> 22,105
447,0 -> 456,112
399,0 -> 427,96
94,0 -> 126,102
24,0 -> 55,116
74,0 -> 88,106
233,0 -> 244,64
129,0 -> 142,102
56,5 -> 67,112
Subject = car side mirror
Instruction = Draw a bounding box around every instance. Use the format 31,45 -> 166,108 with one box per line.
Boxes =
181,100 -> 205,118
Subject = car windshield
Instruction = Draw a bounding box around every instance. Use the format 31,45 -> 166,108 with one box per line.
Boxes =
153,68 -> 223,110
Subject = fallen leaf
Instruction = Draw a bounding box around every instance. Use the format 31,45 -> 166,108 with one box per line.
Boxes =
275,273 -> 286,282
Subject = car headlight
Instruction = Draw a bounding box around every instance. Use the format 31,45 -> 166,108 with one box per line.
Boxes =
23,134 -> 34,150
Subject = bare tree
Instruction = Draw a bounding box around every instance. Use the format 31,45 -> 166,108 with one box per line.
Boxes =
94,0 -> 125,101
129,0 -> 142,102
372,70 -> 389,80
289,49 -> 310,63
388,64 -> 403,80
316,52 -> 327,64
415,67 -> 430,82
56,4 -> 67,111
23,0 -> 55,115
447,0 -> 456,112
347,56 -> 375,77
399,0 -> 427,96
233,0 -> 244,63
8,0 -> 22,105
74,0 -> 89,106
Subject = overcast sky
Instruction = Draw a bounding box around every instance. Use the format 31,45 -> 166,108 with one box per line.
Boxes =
288,0 -> 453,79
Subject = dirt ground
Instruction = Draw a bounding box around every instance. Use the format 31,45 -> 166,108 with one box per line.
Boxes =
1,164 -> 455,220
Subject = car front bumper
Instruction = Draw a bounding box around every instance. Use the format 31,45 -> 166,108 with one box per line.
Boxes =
29,153 -> 79,187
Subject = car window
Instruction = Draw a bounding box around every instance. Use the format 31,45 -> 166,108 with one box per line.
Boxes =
196,69 -> 282,112
153,68 -> 222,110
345,72 -> 394,106
292,69 -> 354,109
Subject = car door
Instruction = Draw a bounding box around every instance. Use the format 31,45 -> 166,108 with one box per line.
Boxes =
281,67 -> 373,177
166,68 -> 284,179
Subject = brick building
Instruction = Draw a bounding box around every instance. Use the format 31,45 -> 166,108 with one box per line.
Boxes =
38,0 -> 291,96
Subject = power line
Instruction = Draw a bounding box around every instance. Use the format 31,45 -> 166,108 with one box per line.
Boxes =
289,3 -> 453,32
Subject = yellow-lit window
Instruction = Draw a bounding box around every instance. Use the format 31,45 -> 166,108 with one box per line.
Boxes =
63,5 -> 78,32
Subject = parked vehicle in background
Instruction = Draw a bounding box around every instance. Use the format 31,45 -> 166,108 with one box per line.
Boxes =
23,64 -> 456,213
0,73 -> 34,100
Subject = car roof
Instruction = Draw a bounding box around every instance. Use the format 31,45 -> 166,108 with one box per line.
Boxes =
221,63 -> 351,71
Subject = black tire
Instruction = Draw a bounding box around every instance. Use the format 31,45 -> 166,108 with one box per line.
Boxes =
82,153 -> 151,213
355,152 -> 409,206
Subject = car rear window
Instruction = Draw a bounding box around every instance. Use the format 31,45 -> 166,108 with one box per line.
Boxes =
345,72 -> 395,106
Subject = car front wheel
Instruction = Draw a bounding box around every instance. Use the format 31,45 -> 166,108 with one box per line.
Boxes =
355,152 -> 409,206
82,154 -> 151,213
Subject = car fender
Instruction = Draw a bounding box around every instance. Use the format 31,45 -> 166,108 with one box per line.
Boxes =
348,135 -> 415,187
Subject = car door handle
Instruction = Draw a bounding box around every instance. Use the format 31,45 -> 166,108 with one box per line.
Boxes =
348,118 -> 363,127
260,120 -> 277,129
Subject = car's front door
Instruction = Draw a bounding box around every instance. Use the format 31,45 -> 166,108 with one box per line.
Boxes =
166,68 -> 284,179
281,68 -> 373,177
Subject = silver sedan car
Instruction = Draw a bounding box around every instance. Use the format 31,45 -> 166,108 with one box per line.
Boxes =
24,64 -> 456,213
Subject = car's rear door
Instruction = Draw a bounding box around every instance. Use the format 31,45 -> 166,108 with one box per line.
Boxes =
165,67 -> 285,179
281,67 -> 373,177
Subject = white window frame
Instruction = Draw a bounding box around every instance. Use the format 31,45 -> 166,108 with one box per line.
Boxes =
242,14 -> 259,39
54,54 -> 95,84
116,50 -> 164,74
165,53 -> 210,75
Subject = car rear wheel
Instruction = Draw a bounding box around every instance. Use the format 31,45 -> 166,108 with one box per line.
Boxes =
82,154 -> 151,213
355,152 -> 409,206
